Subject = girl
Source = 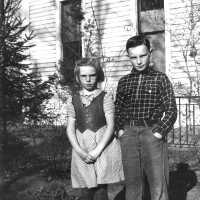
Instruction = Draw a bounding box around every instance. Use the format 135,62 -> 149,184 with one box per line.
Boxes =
66,58 -> 124,200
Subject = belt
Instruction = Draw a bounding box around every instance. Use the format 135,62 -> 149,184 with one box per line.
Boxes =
127,119 -> 158,127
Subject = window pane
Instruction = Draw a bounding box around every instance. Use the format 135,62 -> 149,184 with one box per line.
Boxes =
61,1 -> 81,43
141,0 -> 164,11
61,41 -> 81,84
140,9 -> 164,32
139,0 -> 164,33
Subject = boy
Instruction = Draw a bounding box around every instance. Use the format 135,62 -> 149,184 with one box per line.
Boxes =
115,35 -> 177,200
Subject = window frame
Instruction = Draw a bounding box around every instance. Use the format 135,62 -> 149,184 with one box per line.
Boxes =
56,0 -> 82,83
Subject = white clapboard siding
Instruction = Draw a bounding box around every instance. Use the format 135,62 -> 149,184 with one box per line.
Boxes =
170,7 -> 200,16
85,0 -> 130,11
28,0 -> 57,77
87,0 -> 128,5
29,0 -> 55,9
86,11 -> 130,21
29,6 -> 55,14
83,0 -> 133,86
168,0 -> 200,83
98,16 -> 131,27
30,62 -> 57,78
169,0 -> 200,8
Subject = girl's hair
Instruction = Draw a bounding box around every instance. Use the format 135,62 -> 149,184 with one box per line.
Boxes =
74,57 -> 105,84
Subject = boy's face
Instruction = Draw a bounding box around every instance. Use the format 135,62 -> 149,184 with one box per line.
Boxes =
79,65 -> 97,91
128,44 -> 151,72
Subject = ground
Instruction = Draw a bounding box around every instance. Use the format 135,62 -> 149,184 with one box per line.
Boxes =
0,164 -> 200,200
1,133 -> 200,200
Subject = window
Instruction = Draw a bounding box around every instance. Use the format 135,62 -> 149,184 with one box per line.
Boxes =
137,0 -> 165,72
141,0 -> 164,11
138,0 -> 164,34
61,0 -> 82,84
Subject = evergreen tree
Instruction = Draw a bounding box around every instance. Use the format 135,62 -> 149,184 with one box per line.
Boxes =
0,0 -> 54,147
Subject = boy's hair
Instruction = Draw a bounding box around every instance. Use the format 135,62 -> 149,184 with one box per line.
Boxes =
74,57 -> 104,84
126,35 -> 151,52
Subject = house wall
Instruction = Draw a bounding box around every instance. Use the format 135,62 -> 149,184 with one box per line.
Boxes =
167,0 -> 200,95
23,0 -> 200,94
82,0 -> 137,91
24,0 -> 137,87
26,0 -> 57,78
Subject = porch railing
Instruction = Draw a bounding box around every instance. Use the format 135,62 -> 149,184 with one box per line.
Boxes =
168,96 -> 200,147
21,96 -> 200,147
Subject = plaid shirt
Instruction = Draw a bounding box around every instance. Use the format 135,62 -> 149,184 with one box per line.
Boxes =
115,67 -> 177,137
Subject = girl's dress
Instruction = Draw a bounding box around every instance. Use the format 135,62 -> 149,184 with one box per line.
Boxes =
66,89 -> 124,188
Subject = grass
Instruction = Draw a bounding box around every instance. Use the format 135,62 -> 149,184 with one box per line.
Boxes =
0,127 -> 200,200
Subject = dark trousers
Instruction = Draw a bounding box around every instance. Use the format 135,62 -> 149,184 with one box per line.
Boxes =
120,125 -> 169,200
80,185 -> 108,200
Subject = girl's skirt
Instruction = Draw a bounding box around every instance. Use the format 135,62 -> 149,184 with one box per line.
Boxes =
71,126 -> 124,188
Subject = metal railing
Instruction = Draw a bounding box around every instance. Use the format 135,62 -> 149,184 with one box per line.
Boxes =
19,96 -> 200,147
168,96 -> 200,147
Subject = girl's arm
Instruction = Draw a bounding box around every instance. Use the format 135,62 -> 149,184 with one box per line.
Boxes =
89,93 -> 115,160
67,117 -> 94,163
89,112 -> 114,160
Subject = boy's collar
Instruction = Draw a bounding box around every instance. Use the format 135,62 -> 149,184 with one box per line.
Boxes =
131,66 -> 152,74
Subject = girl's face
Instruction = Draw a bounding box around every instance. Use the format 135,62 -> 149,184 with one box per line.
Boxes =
79,65 -> 97,91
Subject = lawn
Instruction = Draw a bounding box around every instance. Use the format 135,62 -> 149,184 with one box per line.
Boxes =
0,127 -> 200,200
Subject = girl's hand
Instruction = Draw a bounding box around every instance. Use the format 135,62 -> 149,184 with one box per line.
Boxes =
89,149 -> 101,161
85,154 -> 96,164
78,151 -> 95,164
117,129 -> 124,138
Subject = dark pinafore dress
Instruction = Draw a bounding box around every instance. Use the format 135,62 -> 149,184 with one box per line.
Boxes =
69,91 -> 124,188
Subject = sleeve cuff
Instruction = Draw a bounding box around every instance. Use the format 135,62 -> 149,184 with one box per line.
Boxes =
152,126 -> 163,135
